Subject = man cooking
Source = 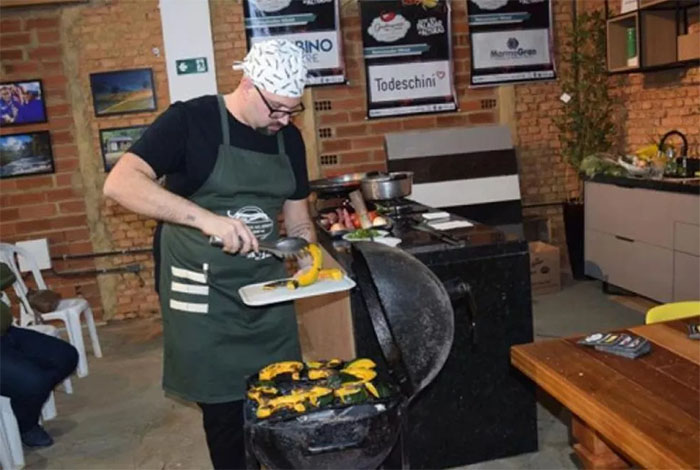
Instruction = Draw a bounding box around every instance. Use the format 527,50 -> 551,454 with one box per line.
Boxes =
103,39 -> 316,469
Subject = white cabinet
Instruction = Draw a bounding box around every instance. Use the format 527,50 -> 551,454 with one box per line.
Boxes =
584,181 -> 700,302
674,222 -> 700,256
674,251 -> 700,301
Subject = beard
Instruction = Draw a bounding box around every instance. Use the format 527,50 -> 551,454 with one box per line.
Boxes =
255,124 -> 282,136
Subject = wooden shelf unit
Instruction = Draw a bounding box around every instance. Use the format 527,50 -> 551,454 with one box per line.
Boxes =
641,9 -> 678,66
638,0 -> 699,9
607,13 -> 640,72
605,0 -> 699,73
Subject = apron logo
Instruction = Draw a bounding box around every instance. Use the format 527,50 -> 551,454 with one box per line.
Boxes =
227,206 -> 274,261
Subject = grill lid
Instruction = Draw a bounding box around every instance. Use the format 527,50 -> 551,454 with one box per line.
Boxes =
350,242 -> 454,399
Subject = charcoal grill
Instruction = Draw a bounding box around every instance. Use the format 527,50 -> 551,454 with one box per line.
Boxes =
244,242 -> 477,469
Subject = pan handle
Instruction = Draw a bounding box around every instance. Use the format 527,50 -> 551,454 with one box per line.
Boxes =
443,278 -> 478,348
305,437 -> 365,455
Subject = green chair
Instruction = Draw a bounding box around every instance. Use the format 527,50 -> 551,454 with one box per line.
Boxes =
645,301 -> 700,324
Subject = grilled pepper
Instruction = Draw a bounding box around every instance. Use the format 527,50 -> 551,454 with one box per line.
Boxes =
334,384 -> 368,405
306,386 -> 334,407
345,358 -> 376,370
308,368 -> 334,380
258,361 -> 304,381
340,368 -> 377,383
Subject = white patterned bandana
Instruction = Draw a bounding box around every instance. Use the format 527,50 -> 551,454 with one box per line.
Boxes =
233,39 -> 307,98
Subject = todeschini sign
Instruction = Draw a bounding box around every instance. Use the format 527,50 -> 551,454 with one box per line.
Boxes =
360,0 -> 457,119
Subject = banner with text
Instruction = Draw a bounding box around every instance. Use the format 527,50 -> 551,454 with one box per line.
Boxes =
244,0 -> 346,86
360,0 -> 457,119
467,0 -> 556,86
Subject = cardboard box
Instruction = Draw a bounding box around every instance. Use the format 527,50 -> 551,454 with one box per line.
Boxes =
678,32 -> 700,61
529,242 -> 561,295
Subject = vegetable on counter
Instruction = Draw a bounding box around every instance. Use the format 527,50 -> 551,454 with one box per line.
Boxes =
344,228 -> 383,240
319,205 -> 387,233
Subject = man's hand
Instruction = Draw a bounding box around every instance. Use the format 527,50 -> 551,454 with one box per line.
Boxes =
200,213 -> 259,255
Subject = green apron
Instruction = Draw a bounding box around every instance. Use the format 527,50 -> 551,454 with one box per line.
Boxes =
159,95 -> 301,404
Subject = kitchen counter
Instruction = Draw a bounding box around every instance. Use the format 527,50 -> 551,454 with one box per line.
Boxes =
310,200 -> 537,468
584,180 -> 699,302
316,200 -> 528,270
586,174 -> 700,195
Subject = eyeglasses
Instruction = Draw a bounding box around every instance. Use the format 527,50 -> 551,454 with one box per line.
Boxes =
254,85 -> 304,118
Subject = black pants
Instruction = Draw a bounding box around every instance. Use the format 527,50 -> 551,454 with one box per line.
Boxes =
0,326 -> 78,432
198,400 -> 248,470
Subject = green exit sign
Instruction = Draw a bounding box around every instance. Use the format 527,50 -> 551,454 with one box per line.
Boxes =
176,57 -> 208,75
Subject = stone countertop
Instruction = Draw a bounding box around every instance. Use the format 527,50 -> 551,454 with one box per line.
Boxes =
317,200 -> 529,273
586,174 -> 700,195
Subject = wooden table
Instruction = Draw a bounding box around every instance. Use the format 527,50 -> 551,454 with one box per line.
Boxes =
511,317 -> 700,469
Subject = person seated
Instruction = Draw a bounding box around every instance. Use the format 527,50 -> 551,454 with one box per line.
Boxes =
0,262 -> 78,447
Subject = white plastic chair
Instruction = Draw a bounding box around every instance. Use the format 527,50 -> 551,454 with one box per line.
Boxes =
0,243 -> 102,378
0,396 -> 24,470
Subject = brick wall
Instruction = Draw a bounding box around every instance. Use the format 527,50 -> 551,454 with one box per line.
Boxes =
0,11 -> 104,315
512,0 -> 575,268
313,0 -> 499,178
1,0 -> 698,318
0,0 -> 169,321
71,0 -> 168,320
614,69 -> 700,156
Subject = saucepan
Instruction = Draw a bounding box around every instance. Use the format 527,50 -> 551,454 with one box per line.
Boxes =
360,172 -> 413,201
309,171 -> 385,198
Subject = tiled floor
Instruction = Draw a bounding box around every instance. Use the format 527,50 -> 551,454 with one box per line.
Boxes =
21,279 -> 646,469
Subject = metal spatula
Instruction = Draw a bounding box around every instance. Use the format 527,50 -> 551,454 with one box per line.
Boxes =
209,236 -> 308,258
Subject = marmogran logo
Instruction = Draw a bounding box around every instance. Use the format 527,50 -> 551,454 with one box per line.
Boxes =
491,37 -> 536,59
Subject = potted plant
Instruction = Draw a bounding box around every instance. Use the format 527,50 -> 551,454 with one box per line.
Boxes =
554,8 -> 617,279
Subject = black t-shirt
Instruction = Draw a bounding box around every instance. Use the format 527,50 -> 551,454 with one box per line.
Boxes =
129,95 -> 310,200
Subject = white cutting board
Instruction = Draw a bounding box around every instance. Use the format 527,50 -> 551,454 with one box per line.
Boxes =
239,275 -> 356,307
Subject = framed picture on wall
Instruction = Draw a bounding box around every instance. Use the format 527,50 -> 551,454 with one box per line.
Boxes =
0,130 -> 54,179
89,68 -> 157,117
0,79 -> 48,127
99,125 -> 148,171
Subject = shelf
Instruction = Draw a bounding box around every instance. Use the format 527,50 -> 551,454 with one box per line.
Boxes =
608,58 -> 700,74
641,9 -> 677,66
639,0 -> 699,10
608,0 -> 698,19
608,10 -> 639,21
606,0 -> 698,73
0,0 -> 86,7
607,13 -> 640,71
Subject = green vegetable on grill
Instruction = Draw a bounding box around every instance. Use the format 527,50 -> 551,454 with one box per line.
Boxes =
345,229 -> 382,240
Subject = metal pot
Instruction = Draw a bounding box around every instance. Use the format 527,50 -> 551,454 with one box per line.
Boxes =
310,172 -> 385,198
360,172 -> 413,201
